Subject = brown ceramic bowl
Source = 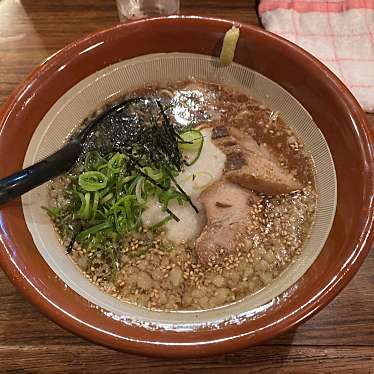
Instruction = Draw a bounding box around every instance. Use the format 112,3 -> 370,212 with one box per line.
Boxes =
0,17 -> 373,357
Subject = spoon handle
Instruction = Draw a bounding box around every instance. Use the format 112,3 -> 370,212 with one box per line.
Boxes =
0,140 -> 81,205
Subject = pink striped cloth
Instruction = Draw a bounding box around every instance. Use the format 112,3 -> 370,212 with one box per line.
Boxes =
259,0 -> 374,112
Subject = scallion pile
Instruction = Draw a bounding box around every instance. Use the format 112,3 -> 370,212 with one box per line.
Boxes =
46,97 -> 204,277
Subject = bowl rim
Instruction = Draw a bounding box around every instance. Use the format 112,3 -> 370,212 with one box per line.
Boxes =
0,16 -> 373,357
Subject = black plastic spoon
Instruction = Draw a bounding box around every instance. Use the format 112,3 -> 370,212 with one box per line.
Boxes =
0,98 -> 143,205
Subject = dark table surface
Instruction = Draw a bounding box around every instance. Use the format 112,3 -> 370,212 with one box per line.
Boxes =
0,0 -> 373,372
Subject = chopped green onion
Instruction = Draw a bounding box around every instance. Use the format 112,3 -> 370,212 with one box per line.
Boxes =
77,192 -> 91,219
76,222 -> 112,242
42,206 -> 61,219
108,152 -> 126,172
181,130 -> 204,166
79,171 -> 108,191
100,193 -> 113,205
135,177 -> 145,204
142,167 -> 163,181
99,186 -> 110,197
84,151 -> 107,171
91,192 -> 100,221
159,188 -> 186,209
178,130 -> 204,151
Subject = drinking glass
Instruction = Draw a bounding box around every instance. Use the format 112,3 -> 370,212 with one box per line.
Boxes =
116,0 -> 180,22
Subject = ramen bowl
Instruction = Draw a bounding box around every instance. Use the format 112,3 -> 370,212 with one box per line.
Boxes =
0,16 -> 373,357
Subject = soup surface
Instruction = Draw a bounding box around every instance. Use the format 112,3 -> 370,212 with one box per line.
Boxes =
48,80 -> 316,311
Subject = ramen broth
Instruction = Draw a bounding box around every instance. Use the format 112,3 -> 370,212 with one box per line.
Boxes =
48,81 -> 316,311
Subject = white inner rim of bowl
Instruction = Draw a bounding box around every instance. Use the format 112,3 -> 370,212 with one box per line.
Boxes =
22,53 -> 337,330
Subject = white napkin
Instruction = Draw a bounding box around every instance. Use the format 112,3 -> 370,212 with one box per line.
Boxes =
259,0 -> 374,112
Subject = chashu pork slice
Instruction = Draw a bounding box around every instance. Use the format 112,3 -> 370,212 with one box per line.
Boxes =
225,148 -> 302,195
212,125 -> 302,195
195,180 -> 260,265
